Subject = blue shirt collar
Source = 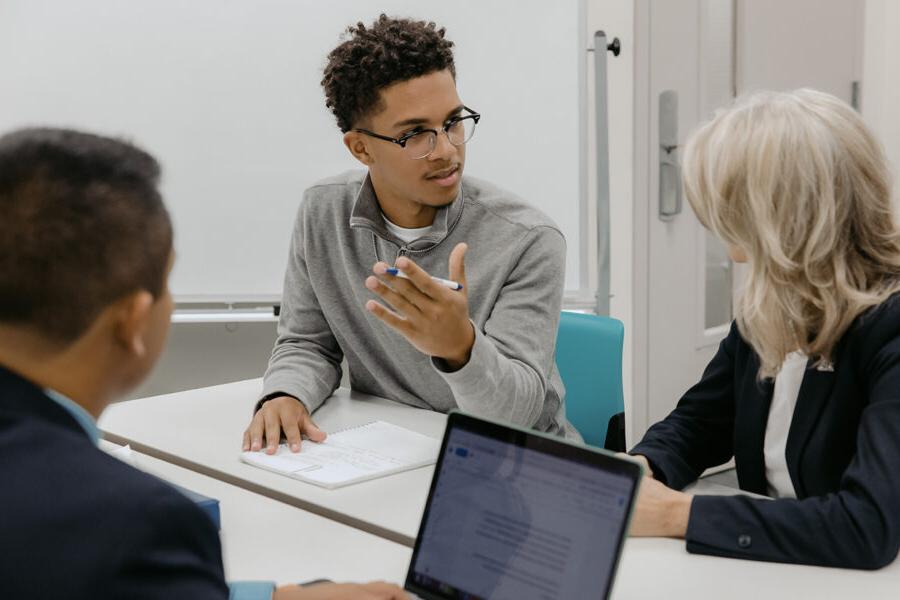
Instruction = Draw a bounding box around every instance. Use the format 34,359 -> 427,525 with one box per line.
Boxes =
44,388 -> 100,445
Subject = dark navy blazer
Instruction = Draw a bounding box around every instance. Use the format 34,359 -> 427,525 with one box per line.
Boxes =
631,296 -> 900,569
0,366 -> 229,598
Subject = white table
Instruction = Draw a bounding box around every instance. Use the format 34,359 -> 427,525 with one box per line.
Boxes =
99,441 -> 413,586
613,535 -> 900,599
100,379 -> 445,546
101,379 -> 900,598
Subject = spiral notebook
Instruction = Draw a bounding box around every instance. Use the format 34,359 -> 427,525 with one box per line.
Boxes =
239,421 -> 441,489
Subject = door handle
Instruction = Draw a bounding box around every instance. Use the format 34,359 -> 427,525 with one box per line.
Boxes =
659,90 -> 681,221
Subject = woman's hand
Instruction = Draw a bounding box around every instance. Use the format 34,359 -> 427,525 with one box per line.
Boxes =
629,476 -> 693,538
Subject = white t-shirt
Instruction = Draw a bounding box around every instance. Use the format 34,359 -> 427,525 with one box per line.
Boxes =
764,351 -> 808,498
383,216 -> 434,245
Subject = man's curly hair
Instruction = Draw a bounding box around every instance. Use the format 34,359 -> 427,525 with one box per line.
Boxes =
321,14 -> 456,133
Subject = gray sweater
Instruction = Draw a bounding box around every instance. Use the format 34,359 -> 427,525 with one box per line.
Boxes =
262,170 -> 579,439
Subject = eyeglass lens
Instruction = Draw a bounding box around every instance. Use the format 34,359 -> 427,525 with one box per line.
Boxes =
404,117 -> 477,159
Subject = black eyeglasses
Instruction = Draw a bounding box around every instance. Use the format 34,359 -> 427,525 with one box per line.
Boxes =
354,106 -> 481,160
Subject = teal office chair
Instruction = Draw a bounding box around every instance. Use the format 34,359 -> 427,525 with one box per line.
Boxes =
555,311 -> 625,448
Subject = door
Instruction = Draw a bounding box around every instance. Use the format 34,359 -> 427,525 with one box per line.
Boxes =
631,0 -> 864,443
630,0 -> 733,442
735,0 -> 864,105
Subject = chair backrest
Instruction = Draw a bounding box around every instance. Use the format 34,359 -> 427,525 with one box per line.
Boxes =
555,311 -> 625,447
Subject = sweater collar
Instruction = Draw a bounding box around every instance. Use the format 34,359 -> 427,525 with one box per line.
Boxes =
348,173 -> 464,251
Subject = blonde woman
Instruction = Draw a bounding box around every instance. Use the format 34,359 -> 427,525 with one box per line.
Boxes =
626,89 -> 900,569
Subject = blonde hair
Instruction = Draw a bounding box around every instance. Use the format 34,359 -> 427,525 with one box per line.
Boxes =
683,89 -> 900,378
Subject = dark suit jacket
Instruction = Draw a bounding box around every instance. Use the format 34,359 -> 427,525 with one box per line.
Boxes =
0,365 -> 229,598
631,296 -> 900,569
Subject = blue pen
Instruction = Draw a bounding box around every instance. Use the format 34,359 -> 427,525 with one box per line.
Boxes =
385,268 -> 464,291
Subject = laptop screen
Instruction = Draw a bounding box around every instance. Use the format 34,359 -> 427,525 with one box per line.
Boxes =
405,413 -> 640,600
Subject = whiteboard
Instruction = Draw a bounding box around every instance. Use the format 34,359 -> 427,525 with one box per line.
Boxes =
0,0 -> 585,300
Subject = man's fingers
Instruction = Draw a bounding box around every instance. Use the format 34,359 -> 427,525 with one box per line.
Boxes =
373,260 -> 439,309
372,261 -> 391,275
303,417 -> 328,443
248,412 -> 265,452
448,242 -> 468,291
365,276 -> 422,316
366,299 -> 412,333
241,428 -> 251,452
263,409 -> 283,455
281,411 -> 303,453
382,275 -> 441,315
394,256 -> 442,298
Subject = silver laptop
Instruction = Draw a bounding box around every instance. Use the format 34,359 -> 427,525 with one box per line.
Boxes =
403,411 -> 642,600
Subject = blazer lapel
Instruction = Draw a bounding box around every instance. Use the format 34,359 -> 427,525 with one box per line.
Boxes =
785,360 -> 837,497
735,369 -> 774,495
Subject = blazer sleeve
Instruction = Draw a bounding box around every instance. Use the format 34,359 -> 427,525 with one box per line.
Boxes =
110,486 -> 230,599
629,322 -> 739,489
685,336 -> 900,569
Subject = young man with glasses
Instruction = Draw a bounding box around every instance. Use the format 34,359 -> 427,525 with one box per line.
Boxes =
243,15 -> 579,454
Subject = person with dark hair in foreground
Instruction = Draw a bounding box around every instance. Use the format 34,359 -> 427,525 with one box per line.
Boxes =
244,14 -> 579,455
0,127 -> 407,599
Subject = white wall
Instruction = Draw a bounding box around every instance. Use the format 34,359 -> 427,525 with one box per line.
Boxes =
735,0 -> 863,103
862,0 -> 900,200
128,321 -> 277,400
733,0 -> 899,185
0,0 -> 587,299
